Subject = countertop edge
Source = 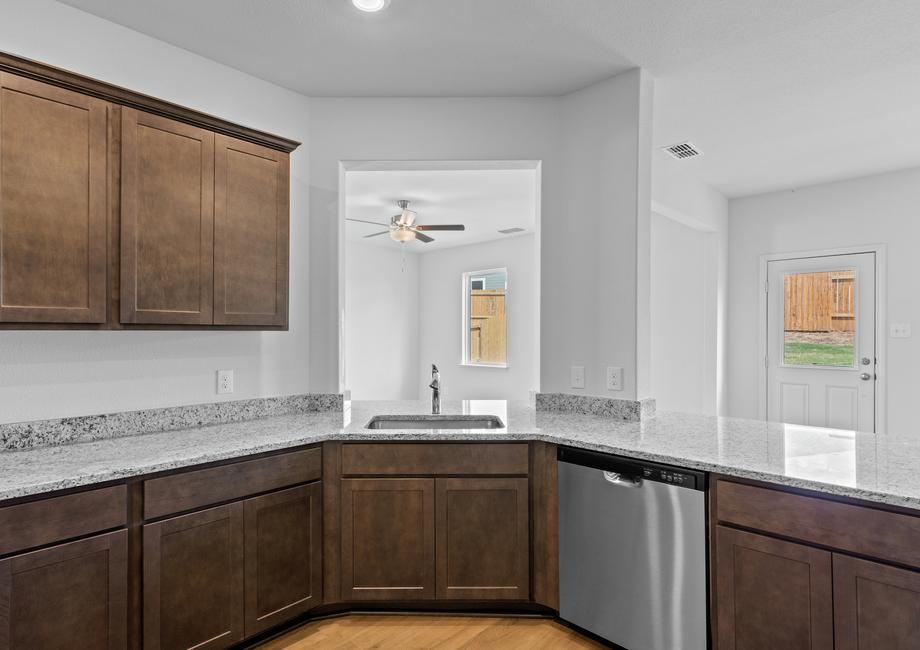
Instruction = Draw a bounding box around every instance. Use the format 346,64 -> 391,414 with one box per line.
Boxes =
2,428 -> 917,512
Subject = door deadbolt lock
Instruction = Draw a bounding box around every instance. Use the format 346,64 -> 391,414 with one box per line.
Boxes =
861,357 -> 872,366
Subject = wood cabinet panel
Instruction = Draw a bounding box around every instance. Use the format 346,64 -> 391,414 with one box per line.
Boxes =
0,73 -> 108,323
715,526 -> 833,650
435,478 -> 529,600
342,443 -> 529,476
716,479 -> 920,569
834,554 -> 920,650
341,478 -> 435,601
244,483 -> 322,636
214,135 -> 288,326
121,108 -> 214,325
144,447 -> 321,519
0,530 -> 127,650
0,485 -> 126,556
143,503 -> 244,650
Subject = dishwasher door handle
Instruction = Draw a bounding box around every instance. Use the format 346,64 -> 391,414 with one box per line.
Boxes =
603,471 -> 642,488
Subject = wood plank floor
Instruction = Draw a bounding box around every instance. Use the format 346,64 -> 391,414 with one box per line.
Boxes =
256,614 -> 606,649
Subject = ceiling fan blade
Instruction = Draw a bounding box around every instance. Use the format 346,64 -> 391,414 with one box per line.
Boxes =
363,230 -> 390,238
415,224 -> 465,231
347,218 -> 390,227
413,230 -> 435,243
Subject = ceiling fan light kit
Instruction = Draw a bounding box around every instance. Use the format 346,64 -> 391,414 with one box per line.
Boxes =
348,200 -> 465,245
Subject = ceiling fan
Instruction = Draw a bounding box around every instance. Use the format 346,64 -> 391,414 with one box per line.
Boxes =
347,200 -> 465,243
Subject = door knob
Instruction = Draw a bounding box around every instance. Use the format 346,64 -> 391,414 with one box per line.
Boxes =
860,372 -> 872,381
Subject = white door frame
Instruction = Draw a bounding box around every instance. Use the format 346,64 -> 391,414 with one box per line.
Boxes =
757,244 -> 887,433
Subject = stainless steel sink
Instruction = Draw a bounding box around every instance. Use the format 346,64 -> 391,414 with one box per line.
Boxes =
365,414 -> 506,430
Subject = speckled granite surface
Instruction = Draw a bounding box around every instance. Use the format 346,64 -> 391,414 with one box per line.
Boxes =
0,394 -> 343,451
0,399 -> 917,510
536,393 -> 655,421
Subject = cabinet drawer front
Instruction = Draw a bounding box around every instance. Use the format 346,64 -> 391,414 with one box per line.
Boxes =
342,443 -> 529,476
0,485 -> 126,556
716,479 -> 920,569
144,447 -> 321,519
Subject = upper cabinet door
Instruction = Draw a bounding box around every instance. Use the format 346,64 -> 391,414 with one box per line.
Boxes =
0,73 -> 108,323
213,135 -> 289,327
121,108 -> 214,324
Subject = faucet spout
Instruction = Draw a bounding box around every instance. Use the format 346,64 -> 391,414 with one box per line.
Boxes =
429,364 -> 440,415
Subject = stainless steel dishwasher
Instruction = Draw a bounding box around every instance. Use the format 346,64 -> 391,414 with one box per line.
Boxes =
558,446 -> 707,650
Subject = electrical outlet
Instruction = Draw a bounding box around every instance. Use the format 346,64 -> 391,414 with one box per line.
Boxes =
217,369 -> 234,394
890,323 -> 912,338
606,366 -> 623,391
570,365 -> 585,389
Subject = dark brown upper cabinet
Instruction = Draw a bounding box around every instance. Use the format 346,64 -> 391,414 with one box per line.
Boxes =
121,109 -> 215,325
0,73 -> 108,324
0,51 -> 298,330
214,135 -> 289,326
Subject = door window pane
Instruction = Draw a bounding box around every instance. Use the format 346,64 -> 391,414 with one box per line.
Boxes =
464,269 -> 507,366
783,269 -> 856,367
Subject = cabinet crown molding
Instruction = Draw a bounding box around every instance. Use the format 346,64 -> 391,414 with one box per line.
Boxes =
0,50 -> 301,153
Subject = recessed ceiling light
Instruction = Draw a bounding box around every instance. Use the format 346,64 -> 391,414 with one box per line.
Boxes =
352,0 -> 390,12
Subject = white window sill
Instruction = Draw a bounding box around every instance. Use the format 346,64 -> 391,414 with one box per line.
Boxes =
459,362 -> 509,369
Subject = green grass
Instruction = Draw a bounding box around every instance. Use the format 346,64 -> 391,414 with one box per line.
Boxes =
783,342 -> 854,366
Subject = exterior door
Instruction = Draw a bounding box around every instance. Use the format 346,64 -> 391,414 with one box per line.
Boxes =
766,252 -> 876,431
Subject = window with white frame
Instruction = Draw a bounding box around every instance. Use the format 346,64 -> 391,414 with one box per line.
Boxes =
462,268 -> 508,367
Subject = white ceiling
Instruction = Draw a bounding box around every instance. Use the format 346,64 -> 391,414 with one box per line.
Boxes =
59,0 -> 920,197
344,169 -> 537,253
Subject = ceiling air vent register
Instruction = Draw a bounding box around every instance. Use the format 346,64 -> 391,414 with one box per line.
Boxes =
662,142 -> 702,160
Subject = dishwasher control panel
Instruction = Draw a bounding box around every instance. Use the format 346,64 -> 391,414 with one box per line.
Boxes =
640,466 -> 701,489
558,446 -> 707,491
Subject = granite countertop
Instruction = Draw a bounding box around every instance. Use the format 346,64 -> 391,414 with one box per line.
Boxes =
0,399 -> 917,510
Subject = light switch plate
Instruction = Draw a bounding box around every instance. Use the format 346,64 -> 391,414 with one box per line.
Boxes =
217,369 -> 234,394
606,366 -> 623,391
890,323 -> 912,338
570,365 -> 585,389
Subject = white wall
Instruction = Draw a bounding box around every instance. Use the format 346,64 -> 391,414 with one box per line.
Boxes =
650,153 -> 729,415
0,0 -> 313,423
417,235 -> 537,401
550,69 -> 654,399
308,95 -> 563,394
727,166 -> 920,434
650,213 -> 712,414
344,242 -> 419,400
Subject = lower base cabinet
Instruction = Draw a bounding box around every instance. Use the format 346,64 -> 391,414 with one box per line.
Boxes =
436,478 -> 529,600
0,530 -> 127,650
340,476 -> 530,602
715,526 -> 833,650
834,554 -> 920,650
144,482 -> 322,650
244,483 -> 322,636
144,503 -> 245,650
